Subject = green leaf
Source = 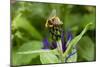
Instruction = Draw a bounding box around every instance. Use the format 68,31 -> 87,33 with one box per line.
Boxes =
66,48 -> 77,62
13,41 -> 59,65
16,49 -> 59,65
12,51 -> 39,66
40,53 -> 59,64
17,49 -> 59,64
63,23 -> 92,58
12,14 -> 42,40
17,49 -> 50,54
17,49 -> 58,55
77,36 -> 95,61
18,41 -> 43,52
12,41 -> 43,66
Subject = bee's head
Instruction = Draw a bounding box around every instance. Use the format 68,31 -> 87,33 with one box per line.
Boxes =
45,16 -> 63,28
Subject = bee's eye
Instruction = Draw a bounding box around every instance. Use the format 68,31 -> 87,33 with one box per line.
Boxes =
52,18 -> 55,22
48,20 -> 52,25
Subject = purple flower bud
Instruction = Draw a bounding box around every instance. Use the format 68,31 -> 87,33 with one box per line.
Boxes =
42,39 -> 50,49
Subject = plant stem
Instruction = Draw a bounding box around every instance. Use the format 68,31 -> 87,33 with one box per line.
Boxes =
57,39 -> 65,63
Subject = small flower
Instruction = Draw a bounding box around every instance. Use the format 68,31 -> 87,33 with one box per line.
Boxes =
43,10 -> 77,62
42,31 -> 76,60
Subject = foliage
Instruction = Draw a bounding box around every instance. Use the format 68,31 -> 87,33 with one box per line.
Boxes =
11,1 -> 96,66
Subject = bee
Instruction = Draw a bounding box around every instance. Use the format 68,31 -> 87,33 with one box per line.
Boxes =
45,16 -> 63,28
45,9 -> 63,40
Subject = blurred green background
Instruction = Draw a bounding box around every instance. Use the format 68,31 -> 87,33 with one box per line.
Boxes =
11,2 -> 96,66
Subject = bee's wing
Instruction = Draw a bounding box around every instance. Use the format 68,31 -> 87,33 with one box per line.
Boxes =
45,9 -> 58,28
48,9 -> 57,20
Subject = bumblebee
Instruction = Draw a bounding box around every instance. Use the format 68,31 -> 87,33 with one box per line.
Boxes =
45,11 -> 63,40
45,16 -> 63,28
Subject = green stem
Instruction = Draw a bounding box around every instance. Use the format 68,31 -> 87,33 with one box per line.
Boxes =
57,39 -> 65,63
63,23 -> 92,58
